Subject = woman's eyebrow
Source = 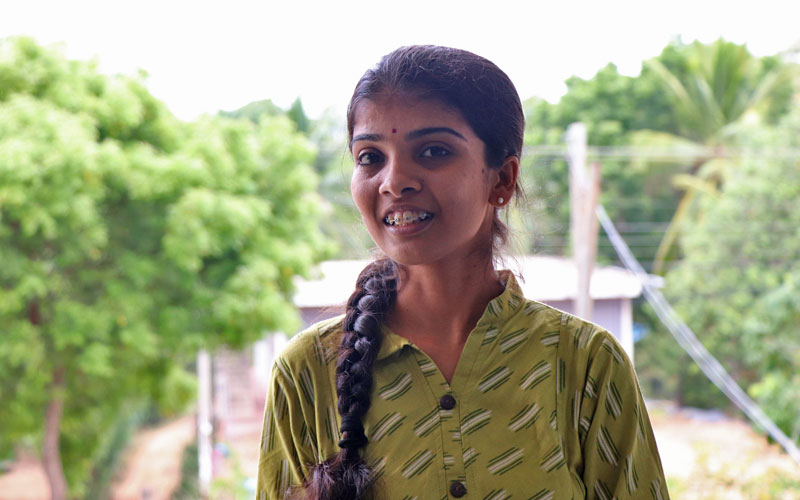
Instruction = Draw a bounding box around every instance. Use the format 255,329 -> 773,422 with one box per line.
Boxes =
407,127 -> 466,141
350,127 -> 466,149
350,133 -> 383,149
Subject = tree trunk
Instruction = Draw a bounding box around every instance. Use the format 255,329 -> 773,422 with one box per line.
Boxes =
43,366 -> 68,500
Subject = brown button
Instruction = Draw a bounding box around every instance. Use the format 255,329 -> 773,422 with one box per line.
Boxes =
449,481 -> 467,497
439,394 -> 456,410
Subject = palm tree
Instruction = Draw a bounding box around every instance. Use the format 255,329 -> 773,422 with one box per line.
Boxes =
641,39 -> 797,273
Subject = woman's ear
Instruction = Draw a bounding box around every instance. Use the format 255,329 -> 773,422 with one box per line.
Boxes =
489,156 -> 519,207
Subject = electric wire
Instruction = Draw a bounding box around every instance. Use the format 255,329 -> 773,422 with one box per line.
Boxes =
526,145 -> 800,160
596,203 -> 800,469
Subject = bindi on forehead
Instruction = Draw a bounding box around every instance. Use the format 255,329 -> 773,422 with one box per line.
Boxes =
392,128 -> 397,134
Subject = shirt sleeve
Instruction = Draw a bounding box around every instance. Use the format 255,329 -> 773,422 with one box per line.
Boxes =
575,329 -> 670,500
559,315 -> 669,500
256,356 -> 314,500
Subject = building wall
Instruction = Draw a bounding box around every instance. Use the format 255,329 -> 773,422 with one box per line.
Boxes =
300,306 -> 345,329
539,298 -> 633,359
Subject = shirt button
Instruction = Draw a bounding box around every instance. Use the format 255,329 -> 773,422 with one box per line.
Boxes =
439,394 -> 456,410
449,480 -> 467,497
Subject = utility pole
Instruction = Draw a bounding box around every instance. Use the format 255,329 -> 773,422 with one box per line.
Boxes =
197,349 -> 213,497
566,123 -> 601,320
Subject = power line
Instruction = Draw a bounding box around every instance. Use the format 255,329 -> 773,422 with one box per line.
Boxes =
525,145 -> 800,160
596,204 -> 800,469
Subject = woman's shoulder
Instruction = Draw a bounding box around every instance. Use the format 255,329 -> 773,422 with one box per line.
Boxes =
276,314 -> 345,372
548,308 -> 632,378
504,295 -> 584,335
511,297 -> 623,359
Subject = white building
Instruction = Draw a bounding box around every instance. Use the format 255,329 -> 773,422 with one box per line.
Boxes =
289,256 -> 642,359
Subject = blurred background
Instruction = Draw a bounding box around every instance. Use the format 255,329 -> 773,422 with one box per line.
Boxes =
1,1 -> 800,498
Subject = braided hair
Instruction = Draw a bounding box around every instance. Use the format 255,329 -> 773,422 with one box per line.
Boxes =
290,259 -> 396,500
293,45 -> 524,500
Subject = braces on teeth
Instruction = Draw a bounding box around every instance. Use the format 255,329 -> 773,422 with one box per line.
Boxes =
385,212 -> 432,226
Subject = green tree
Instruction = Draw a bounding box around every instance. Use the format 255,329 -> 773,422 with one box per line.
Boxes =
221,97 -> 311,135
658,107 -> 800,430
519,40 -> 798,419
219,98 -> 283,124
521,39 -> 796,273
647,39 -> 795,142
0,37 -> 329,498
550,62 -> 678,145
287,97 -> 311,134
222,97 -> 373,259
306,107 -> 376,258
521,62 -> 683,265
643,39 -> 797,273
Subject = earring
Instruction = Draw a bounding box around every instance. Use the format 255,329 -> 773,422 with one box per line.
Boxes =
497,197 -> 504,205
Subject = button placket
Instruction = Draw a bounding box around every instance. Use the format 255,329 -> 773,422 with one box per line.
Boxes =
408,351 -> 470,500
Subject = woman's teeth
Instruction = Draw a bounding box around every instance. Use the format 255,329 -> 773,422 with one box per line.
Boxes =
384,211 -> 432,226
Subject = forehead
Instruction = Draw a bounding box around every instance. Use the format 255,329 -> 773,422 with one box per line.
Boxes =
351,95 -> 473,135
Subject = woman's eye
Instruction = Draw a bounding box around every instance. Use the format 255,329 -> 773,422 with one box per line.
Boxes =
357,151 -> 382,166
420,146 -> 450,158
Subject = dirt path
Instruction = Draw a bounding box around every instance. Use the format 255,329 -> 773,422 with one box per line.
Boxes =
650,403 -> 800,499
0,417 -> 194,500
2,405 -> 799,499
110,416 -> 195,500
0,457 -> 49,500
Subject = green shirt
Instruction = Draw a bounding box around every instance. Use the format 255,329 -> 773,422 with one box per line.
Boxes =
257,274 -> 669,500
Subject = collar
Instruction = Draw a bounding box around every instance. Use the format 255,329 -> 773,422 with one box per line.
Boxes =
375,271 -> 526,360
376,325 -> 412,360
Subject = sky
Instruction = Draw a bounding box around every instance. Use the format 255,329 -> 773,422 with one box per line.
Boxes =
3,0 -> 799,120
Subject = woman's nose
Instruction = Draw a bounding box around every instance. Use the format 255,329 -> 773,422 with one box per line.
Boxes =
379,158 -> 422,197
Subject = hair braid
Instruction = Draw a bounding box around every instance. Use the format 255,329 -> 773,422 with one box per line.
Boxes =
292,259 -> 397,500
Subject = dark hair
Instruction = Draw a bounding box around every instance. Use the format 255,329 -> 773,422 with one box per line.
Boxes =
295,45 -> 525,500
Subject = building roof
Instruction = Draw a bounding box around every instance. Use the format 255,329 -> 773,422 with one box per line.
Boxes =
293,256 -> 642,308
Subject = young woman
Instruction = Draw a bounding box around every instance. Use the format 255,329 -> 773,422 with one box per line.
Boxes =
257,46 -> 669,500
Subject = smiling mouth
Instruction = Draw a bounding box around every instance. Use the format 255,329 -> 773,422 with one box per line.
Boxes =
383,210 -> 433,227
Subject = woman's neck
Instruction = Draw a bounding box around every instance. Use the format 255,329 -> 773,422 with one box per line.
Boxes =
387,257 -> 504,350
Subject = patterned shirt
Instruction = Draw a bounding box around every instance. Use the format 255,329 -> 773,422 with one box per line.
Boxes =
257,274 -> 670,499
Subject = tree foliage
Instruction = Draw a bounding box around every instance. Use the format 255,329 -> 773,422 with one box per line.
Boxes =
305,107 -> 376,258
520,53 -> 683,263
219,98 -> 283,124
520,38 -> 800,434
0,37 -> 329,495
659,108 -> 800,435
520,38 -> 796,271
641,39 -> 797,273
222,96 -> 374,258
646,39 -> 796,143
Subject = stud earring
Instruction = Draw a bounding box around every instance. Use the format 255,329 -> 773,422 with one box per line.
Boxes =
497,197 -> 504,204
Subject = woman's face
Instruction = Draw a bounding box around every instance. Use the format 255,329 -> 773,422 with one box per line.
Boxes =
350,95 -> 503,267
